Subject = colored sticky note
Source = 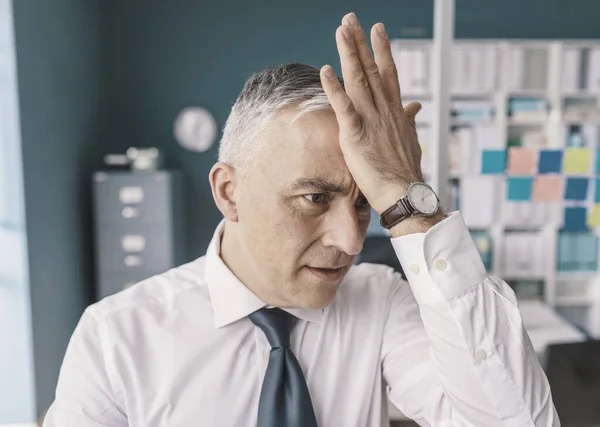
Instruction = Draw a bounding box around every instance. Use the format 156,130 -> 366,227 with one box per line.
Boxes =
563,147 -> 591,174
596,148 -> 600,174
507,177 -> 533,201
564,177 -> 590,201
507,147 -> 537,175
595,178 -> 600,202
538,150 -> 563,174
564,207 -> 588,231
507,139 -> 522,148
588,205 -> 600,228
481,150 -> 506,174
533,176 -> 562,202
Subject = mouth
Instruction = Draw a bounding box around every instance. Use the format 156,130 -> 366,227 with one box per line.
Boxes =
305,266 -> 346,283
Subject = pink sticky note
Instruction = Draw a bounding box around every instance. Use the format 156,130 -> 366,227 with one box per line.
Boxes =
533,176 -> 563,202
507,147 -> 537,175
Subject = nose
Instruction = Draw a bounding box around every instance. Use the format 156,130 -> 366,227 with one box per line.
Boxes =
321,203 -> 364,256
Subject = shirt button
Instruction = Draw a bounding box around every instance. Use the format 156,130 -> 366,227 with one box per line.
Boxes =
409,264 -> 420,275
434,259 -> 448,271
475,349 -> 487,361
263,350 -> 270,361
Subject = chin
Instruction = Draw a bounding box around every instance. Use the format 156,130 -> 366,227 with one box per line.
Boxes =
285,266 -> 349,309
298,283 -> 340,310
303,294 -> 336,310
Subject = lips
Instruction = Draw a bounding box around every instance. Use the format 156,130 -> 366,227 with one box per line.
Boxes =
305,266 -> 346,282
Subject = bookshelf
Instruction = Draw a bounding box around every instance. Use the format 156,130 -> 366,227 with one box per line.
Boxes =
388,39 -> 600,339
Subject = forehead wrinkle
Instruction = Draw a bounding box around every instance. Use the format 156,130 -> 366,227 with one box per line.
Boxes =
291,175 -> 363,201
266,107 -> 363,197
290,177 -> 342,193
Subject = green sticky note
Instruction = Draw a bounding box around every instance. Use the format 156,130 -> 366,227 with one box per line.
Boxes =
507,138 -> 522,148
588,204 -> 600,228
563,148 -> 591,175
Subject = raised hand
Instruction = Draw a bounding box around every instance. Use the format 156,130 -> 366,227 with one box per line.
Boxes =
319,13 -> 425,216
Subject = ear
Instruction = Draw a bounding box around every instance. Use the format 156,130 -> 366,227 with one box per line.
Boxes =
209,162 -> 239,222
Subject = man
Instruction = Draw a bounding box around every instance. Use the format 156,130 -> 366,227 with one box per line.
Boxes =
44,13 -> 559,427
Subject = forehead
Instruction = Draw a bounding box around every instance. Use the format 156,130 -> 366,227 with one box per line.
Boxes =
262,108 -> 354,190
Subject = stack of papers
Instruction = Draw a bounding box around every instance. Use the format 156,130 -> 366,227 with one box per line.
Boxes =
451,45 -> 498,93
587,48 -> 600,92
391,44 -> 430,95
501,232 -> 546,278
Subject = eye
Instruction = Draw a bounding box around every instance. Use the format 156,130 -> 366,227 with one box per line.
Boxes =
356,196 -> 370,210
303,193 -> 329,205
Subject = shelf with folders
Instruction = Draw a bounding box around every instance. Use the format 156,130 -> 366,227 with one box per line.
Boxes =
390,38 -> 600,338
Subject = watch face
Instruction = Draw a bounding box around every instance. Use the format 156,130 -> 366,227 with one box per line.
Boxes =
408,183 -> 439,215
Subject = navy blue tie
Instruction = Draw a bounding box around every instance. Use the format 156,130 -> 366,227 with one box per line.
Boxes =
249,308 -> 318,427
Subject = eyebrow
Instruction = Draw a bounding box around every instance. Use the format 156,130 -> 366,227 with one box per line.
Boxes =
289,177 -> 344,193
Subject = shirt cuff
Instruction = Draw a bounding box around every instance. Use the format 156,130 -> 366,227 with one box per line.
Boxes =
390,211 -> 488,305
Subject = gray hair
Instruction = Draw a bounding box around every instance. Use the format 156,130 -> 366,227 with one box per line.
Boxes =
218,63 -> 343,177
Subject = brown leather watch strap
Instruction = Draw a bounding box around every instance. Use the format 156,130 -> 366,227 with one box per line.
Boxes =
379,197 -> 413,229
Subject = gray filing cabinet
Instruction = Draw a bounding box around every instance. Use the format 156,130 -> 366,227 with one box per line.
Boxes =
92,170 -> 186,300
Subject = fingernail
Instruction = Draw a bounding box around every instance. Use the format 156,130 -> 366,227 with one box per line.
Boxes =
376,23 -> 387,39
342,26 -> 352,40
347,13 -> 360,29
324,66 -> 335,80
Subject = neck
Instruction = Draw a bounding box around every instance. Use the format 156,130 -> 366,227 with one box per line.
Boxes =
220,222 -> 290,308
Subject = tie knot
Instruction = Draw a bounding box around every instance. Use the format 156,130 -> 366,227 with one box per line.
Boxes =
249,308 -> 296,348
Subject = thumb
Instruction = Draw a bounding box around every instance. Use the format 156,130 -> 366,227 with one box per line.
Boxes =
404,101 -> 422,118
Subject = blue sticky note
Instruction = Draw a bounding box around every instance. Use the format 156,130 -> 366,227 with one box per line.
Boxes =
564,177 -> 589,201
481,150 -> 506,174
596,148 -> 600,174
595,178 -> 600,202
538,150 -> 563,174
507,177 -> 533,201
563,207 -> 588,231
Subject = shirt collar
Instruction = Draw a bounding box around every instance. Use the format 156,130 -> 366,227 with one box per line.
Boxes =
204,219 -> 323,328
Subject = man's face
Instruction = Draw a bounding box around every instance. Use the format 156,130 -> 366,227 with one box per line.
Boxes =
234,108 -> 370,309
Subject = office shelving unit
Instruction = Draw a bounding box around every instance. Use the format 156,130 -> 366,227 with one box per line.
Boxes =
389,38 -> 600,339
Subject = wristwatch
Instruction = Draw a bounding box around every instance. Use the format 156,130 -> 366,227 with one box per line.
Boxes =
380,182 -> 440,229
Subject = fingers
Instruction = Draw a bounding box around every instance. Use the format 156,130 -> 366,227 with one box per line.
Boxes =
405,102 -> 422,139
370,23 -> 403,110
335,25 -> 373,114
319,65 -> 362,133
404,102 -> 422,118
341,13 -> 388,111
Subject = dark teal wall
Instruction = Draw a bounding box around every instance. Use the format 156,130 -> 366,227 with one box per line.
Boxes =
13,0 -> 106,416
101,1 -> 437,259
12,0 -> 600,416
455,0 -> 600,39
103,0 -> 600,261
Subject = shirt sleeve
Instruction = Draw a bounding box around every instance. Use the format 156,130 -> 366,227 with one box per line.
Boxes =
43,309 -> 128,427
381,211 -> 560,427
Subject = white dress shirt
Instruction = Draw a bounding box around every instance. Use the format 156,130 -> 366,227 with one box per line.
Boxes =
44,212 -> 560,427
